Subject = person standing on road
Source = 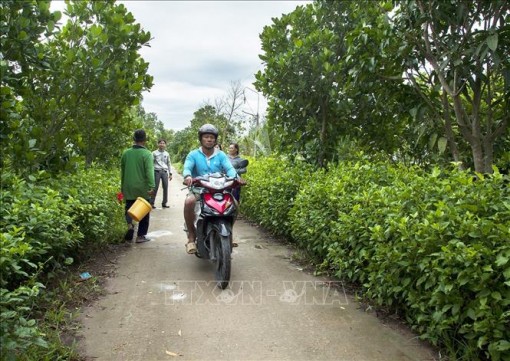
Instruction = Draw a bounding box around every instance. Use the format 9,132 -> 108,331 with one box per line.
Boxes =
121,129 -> 155,243
182,124 -> 245,254
151,139 -> 172,209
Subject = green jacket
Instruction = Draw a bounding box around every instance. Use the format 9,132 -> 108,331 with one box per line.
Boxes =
121,145 -> 155,200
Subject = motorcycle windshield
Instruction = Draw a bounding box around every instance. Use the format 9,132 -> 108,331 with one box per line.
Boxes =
200,176 -> 234,190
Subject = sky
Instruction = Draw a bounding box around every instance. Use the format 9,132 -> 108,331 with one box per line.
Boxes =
112,0 -> 311,131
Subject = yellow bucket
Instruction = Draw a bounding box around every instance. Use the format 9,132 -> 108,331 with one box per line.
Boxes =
127,197 -> 152,222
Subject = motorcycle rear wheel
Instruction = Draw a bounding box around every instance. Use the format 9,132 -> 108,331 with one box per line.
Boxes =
212,231 -> 232,289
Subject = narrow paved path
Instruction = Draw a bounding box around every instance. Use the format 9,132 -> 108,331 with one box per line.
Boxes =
77,171 -> 436,361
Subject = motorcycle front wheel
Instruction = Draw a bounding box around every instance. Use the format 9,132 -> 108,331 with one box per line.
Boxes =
211,230 -> 232,289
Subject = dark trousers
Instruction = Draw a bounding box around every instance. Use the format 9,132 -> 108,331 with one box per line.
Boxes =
232,188 -> 241,203
125,199 -> 150,236
152,169 -> 169,206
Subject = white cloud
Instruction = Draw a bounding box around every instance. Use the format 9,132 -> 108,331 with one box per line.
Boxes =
142,81 -> 225,128
50,0 -> 311,130
120,0 -> 311,130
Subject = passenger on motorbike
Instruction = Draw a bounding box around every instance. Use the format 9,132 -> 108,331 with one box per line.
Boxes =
227,143 -> 248,203
182,124 -> 246,254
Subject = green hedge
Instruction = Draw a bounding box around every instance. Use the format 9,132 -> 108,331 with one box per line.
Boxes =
241,156 -> 313,238
0,166 -> 125,359
242,157 -> 510,361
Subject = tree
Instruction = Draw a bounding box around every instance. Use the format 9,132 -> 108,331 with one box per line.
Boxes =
169,128 -> 194,164
256,1 -> 418,167
256,2 -> 341,166
239,120 -> 272,157
214,80 -> 246,145
0,0 -> 61,170
391,0 -> 509,173
256,0 -> 509,171
1,0 -> 154,173
169,105 -> 228,163
124,105 -> 173,153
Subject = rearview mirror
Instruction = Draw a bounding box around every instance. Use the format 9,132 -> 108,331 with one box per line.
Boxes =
238,159 -> 249,168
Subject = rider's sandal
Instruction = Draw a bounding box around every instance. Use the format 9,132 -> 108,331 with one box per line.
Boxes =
232,242 -> 238,247
186,242 -> 197,254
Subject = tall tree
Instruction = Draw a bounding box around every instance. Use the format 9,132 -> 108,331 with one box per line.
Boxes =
1,0 -> 153,173
214,80 -> 246,145
256,2 -> 343,166
125,105 -> 173,153
256,1 -> 417,167
169,105 -> 228,163
0,0 -> 61,170
391,0 -> 509,173
256,0 -> 509,171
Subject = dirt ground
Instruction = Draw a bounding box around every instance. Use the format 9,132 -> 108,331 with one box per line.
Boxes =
76,171 -> 438,361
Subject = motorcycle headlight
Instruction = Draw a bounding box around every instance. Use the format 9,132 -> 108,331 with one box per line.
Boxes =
213,193 -> 224,201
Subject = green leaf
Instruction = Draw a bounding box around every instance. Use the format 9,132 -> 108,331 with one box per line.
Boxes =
467,308 -> 476,320
53,11 -> 62,22
90,25 -> 103,37
428,133 -> 438,150
47,20 -> 55,33
486,34 -> 498,51
496,253 -> 509,267
494,340 -> 510,351
437,137 -> 447,153
382,2 -> 393,12
491,292 -> 502,301
0,86 -> 12,95
131,81 -> 143,91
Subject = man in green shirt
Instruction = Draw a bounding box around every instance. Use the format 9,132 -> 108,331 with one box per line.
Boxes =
121,129 -> 156,243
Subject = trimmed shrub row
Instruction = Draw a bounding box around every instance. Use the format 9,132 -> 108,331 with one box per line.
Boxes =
241,157 -> 510,361
0,166 -> 125,358
241,156 -> 313,239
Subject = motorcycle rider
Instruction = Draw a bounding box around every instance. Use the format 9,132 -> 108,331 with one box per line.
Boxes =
182,124 -> 246,254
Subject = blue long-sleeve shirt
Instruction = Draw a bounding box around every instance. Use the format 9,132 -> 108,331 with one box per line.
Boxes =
183,148 -> 238,179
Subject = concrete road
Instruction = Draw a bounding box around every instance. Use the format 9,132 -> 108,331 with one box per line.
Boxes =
77,171 -> 436,361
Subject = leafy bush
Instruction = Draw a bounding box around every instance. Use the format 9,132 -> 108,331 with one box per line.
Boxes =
57,167 -> 126,247
0,285 -> 48,357
0,165 -> 125,359
243,157 -> 510,360
1,170 -> 82,290
241,156 -> 312,238
324,164 -> 509,360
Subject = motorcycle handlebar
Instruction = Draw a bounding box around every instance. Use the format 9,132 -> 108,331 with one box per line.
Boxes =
182,177 -> 246,188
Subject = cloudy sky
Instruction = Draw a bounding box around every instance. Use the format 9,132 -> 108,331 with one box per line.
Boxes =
114,1 -> 310,131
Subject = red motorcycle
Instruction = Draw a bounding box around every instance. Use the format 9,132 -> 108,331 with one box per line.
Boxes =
184,163 -> 247,289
